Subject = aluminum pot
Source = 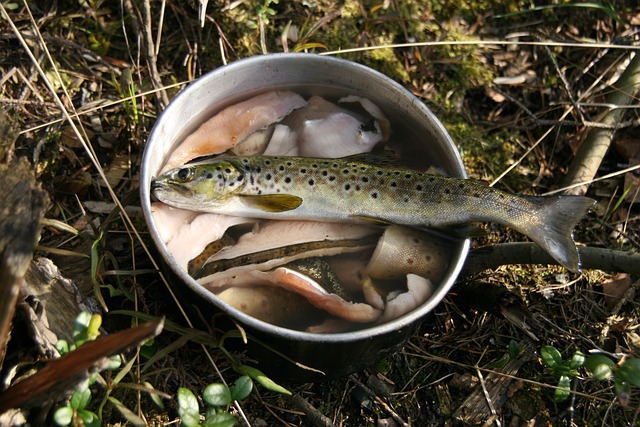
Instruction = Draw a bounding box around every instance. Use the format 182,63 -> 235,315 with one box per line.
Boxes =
140,53 -> 470,382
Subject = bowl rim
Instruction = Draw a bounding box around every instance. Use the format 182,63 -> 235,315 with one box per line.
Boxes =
140,53 -> 470,343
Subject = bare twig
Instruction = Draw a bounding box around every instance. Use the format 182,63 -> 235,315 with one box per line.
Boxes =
140,0 -> 170,108
562,52 -> 640,195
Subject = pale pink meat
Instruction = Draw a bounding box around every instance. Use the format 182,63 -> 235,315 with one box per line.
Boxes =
161,91 -> 306,172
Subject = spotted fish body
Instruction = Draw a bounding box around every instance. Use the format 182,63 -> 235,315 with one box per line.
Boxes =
151,155 -> 595,272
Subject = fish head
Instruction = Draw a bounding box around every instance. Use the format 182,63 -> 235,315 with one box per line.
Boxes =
151,160 -> 245,211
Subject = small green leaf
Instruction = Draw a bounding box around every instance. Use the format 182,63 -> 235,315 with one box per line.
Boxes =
202,411 -> 237,427
554,375 -> 571,402
230,376 -> 253,401
86,314 -> 102,341
56,340 -> 70,355
73,312 -> 93,344
203,383 -> 232,407
144,381 -> 165,410
585,355 -> 615,380
508,340 -> 523,360
107,396 -> 146,427
76,409 -> 100,427
104,354 -> 123,371
235,365 -> 291,395
614,376 -> 630,396
52,406 -> 74,426
540,346 -> 563,369
70,387 -> 91,410
569,351 -> 585,370
177,388 -> 200,427
616,358 -> 640,387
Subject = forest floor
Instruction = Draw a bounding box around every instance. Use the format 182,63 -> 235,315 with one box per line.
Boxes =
0,1 -> 639,426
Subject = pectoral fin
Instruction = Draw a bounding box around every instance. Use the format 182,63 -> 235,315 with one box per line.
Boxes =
240,194 -> 303,212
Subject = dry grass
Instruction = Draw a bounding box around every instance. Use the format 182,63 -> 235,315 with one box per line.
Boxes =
1,0 -> 639,425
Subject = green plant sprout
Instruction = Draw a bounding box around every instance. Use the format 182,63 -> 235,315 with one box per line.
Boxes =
177,376 -> 254,427
52,312 -> 165,427
540,345 -> 585,403
585,354 -> 640,405
53,312 -> 122,427
541,345 -> 640,404
177,363 -> 291,426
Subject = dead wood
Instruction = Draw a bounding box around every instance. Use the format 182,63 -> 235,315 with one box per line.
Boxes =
0,157 -> 48,371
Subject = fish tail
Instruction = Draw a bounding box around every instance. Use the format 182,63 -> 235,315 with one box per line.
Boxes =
520,195 -> 595,272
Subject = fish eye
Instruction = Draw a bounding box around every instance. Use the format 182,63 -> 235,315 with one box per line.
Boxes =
175,167 -> 193,182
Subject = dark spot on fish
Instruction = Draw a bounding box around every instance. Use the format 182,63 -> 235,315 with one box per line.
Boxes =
228,182 -> 234,187
344,184 -> 351,191
264,160 -> 271,165
377,171 -> 384,175
360,166 -> 366,171
404,197 -> 409,203
444,188 -> 451,194
217,174 -> 223,180
425,255 -> 432,261
332,163 -> 338,168
322,171 -> 328,176
278,165 -> 285,171
355,185 -> 361,191
284,177 -> 292,184
428,177 -> 435,182
237,174 -> 244,181
416,184 -> 423,191
394,171 -> 401,175
406,258 -> 414,265
225,168 -> 232,174
498,194 -> 506,200
286,161 -> 292,166
343,169 -> 349,175
362,177 -> 369,183
204,172 -> 213,179
405,174 -> 412,179
255,167 -> 262,173
329,176 -> 336,181
371,192 -> 378,199
308,179 -> 315,186
473,192 -> 481,198
458,183 -> 465,189
379,179 -> 385,185
265,173 -> 272,181
312,163 -> 318,168
242,159 -> 249,164
300,168 -> 307,174
390,182 -> 397,188
257,190 -> 263,195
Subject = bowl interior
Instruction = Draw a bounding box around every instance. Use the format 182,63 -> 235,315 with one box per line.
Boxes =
141,53 -> 470,343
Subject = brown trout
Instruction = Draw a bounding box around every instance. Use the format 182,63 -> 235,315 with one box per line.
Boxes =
151,155 -> 595,272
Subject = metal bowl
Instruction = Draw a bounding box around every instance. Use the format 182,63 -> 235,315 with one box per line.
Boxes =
140,53 -> 470,381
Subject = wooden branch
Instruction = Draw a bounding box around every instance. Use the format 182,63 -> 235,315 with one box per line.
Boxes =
562,52 -> 640,195
462,242 -> 640,276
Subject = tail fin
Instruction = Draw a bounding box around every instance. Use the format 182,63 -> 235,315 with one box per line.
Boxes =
521,195 -> 595,272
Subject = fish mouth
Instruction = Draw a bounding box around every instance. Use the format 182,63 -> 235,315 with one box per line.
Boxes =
150,178 -> 193,199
